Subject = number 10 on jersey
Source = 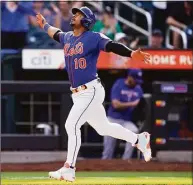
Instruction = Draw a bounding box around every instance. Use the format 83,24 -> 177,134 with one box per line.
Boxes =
74,58 -> 87,69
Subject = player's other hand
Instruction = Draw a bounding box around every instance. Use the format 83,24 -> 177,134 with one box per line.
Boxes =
36,13 -> 46,29
131,48 -> 151,64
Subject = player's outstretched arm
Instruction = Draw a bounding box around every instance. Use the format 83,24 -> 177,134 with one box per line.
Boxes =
36,13 -> 62,42
106,41 -> 151,64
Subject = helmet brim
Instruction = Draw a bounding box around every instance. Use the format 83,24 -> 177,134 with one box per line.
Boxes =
72,8 -> 87,17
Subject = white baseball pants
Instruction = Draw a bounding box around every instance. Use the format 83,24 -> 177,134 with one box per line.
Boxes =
65,79 -> 138,167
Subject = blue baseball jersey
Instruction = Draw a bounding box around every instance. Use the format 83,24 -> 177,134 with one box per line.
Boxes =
108,78 -> 143,121
59,31 -> 111,88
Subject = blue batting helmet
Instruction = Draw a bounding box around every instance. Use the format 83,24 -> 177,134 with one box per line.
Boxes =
71,6 -> 96,30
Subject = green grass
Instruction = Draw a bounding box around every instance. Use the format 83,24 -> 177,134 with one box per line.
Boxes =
1,171 -> 192,185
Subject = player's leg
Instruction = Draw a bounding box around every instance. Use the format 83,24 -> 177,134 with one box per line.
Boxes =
122,121 -> 139,160
88,103 -> 151,161
64,102 -> 87,167
49,88 -> 96,181
65,89 -> 97,166
88,103 -> 138,146
49,103 -> 87,181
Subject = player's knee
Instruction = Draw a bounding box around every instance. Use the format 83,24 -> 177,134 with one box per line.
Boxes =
95,127 -> 107,136
65,124 -> 69,134
65,122 -> 74,134
65,121 -> 81,135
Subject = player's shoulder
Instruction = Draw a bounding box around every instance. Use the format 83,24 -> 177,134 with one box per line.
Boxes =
90,31 -> 111,39
61,31 -> 74,42
87,31 -> 99,37
65,31 -> 73,37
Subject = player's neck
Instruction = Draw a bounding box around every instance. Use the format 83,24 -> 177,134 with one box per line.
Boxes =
73,28 -> 86,37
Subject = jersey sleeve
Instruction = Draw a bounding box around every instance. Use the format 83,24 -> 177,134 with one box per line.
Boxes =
111,80 -> 121,101
96,33 -> 112,51
58,32 -> 66,46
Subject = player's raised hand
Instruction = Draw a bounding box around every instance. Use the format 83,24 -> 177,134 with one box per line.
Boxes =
131,48 -> 151,64
36,13 -> 47,29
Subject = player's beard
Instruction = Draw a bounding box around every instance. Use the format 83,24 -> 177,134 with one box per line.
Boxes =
127,79 -> 136,88
70,19 -> 75,26
70,22 -> 83,31
70,23 -> 75,31
70,20 -> 81,31
129,82 -> 136,88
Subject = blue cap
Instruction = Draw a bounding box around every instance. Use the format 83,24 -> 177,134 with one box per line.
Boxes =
128,69 -> 143,84
152,29 -> 163,37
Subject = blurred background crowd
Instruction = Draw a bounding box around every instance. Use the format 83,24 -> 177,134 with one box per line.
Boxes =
1,1 -> 193,53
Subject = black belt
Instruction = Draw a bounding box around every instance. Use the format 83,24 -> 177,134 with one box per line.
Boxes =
72,78 -> 101,94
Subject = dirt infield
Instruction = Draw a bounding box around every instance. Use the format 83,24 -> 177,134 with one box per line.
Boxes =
2,159 -> 192,172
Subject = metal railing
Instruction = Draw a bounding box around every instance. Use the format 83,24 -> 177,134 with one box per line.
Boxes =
114,2 -> 152,46
87,1 -> 103,12
166,25 -> 188,49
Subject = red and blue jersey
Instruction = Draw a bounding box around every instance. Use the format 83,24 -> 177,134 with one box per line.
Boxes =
59,31 -> 111,88
108,78 -> 143,121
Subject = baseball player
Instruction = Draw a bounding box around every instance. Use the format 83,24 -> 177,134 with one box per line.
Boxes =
36,6 -> 151,182
102,69 -> 143,160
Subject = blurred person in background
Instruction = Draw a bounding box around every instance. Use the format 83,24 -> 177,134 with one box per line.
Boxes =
54,1 -> 72,32
178,105 -> 193,138
166,1 -> 193,48
29,1 -> 56,26
27,2 -> 61,49
1,1 -> 36,50
102,69 -> 143,160
71,2 -> 84,9
92,6 -> 122,40
149,29 -> 164,49
152,1 -> 168,36
130,29 -> 164,49
114,33 -> 139,49
115,33 -> 129,46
